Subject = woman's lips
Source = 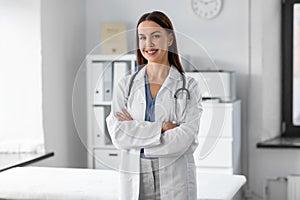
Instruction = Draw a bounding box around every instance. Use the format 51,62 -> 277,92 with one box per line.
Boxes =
145,49 -> 158,55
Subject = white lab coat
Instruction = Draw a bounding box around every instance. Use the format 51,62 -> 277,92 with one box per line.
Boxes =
106,65 -> 202,200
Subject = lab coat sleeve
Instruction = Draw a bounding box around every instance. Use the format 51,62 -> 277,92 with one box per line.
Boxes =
106,76 -> 162,150
143,79 -> 203,157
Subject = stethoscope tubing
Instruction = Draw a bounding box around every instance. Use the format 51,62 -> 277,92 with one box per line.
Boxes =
125,65 -> 190,124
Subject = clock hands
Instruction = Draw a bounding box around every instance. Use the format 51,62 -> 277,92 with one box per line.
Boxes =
192,0 -> 222,19
198,0 -> 218,5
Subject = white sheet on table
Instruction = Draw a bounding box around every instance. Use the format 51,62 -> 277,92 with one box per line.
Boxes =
0,167 -> 246,200
197,172 -> 246,199
0,167 -> 118,200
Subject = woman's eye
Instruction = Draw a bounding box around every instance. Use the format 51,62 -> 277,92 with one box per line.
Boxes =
153,34 -> 160,39
139,36 -> 146,40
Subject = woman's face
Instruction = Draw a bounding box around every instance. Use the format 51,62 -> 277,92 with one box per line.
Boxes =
137,20 -> 173,65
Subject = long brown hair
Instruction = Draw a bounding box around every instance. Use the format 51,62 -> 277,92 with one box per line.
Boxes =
135,11 -> 184,73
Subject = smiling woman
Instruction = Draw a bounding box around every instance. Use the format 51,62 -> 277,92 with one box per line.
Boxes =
106,11 -> 202,200
0,0 -> 44,153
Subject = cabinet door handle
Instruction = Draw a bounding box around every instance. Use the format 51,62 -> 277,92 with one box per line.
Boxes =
109,153 -> 118,156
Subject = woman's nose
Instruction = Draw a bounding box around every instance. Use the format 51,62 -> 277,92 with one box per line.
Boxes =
145,37 -> 154,47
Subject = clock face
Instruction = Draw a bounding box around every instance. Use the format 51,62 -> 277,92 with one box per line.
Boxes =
192,0 -> 222,19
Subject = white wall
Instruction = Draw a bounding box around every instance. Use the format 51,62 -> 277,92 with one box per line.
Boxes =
38,0 -> 87,168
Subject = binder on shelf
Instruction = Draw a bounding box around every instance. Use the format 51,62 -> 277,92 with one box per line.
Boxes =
91,62 -> 105,103
103,62 -> 113,101
113,61 -> 129,95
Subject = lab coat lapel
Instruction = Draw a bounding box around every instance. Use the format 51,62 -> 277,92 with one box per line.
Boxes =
129,67 -> 146,120
156,65 -> 182,98
155,65 -> 182,121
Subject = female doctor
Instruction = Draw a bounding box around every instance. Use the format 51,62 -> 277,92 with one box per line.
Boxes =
106,11 -> 202,200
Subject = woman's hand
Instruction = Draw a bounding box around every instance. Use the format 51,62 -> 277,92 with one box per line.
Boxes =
161,122 -> 178,133
115,108 -> 133,121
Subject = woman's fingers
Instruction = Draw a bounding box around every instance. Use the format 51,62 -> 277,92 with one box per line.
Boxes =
122,108 -> 133,120
115,109 -> 132,121
161,122 -> 179,133
116,112 -> 127,121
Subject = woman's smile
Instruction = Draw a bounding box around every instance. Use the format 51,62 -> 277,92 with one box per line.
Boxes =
144,49 -> 158,56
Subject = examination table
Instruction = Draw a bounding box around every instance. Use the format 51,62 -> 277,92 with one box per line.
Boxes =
0,167 -> 246,200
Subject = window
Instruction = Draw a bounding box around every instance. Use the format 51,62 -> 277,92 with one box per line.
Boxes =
0,0 -> 44,152
282,0 -> 300,137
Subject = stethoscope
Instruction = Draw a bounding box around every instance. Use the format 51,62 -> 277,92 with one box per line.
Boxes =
125,65 -> 190,125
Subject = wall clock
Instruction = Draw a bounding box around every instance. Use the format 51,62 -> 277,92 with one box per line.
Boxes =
191,0 -> 223,19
